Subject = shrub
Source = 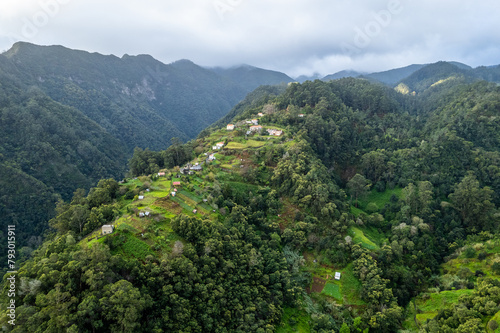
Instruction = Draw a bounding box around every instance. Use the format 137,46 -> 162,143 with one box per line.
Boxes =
492,262 -> 500,275
463,247 -> 476,258
366,202 -> 379,213
477,251 -> 487,261
375,181 -> 386,192
488,320 -> 498,331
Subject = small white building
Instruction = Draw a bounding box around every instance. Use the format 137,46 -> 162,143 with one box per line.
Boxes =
251,119 -> 259,125
257,112 -> 263,117
216,142 -> 225,149
102,225 -> 114,235
138,195 -> 144,200
298,114 -> 305,118
267,129 -> 283,136
208,154 -> 216,161
227,124 -> 235,131
335,272 -> 341,280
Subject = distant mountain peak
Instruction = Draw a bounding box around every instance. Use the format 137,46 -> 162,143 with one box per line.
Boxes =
322,70 -> 364,81
171,59 -> 196,66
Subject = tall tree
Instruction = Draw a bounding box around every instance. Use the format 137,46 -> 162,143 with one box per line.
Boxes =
347,174 -> 371,207
448,173 -> 495,231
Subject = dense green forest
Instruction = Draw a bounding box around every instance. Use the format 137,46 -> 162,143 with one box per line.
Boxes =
0,42 -> 295,276
0,51 -> 500,333
0,69 -> 128,276
1,42 -> 294,151
1,71 -> 499,332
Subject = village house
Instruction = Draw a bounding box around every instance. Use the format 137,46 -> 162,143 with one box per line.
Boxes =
138,195 -> 144,200
249,125 -> 263,132
190,165 -> 202,171
171,191 -> 176,197
251,119 -> 259,125
226,124 -> 235,130
257,112 -> 263,117
102,225 -> 114,235
173,181 -> 181,186
298,113 -> 305,118
335,272 -> 341,280
267,129 -> 283,136
208,154 -> 216,161
216,142 -> 225,149
157,172 -> 166,176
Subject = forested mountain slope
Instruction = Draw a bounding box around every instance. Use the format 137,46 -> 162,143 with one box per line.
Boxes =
0,68 -> 128,274
1,42 -> 245,150
210,65 -> 294,92
0,42 -> 298,271
322,61 -> 500,95
2,77 -> 499,332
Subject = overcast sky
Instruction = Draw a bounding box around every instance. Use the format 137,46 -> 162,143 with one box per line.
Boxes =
1,0 -> 499,78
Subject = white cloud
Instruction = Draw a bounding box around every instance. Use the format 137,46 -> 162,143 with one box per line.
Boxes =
1,0 -> 499,76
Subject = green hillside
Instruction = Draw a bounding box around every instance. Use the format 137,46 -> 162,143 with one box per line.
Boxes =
403,236 -> 500,331
2,76 -> 500,332
0,42 -> 302,277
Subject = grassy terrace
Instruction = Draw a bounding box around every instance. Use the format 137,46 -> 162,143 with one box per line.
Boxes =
348,226 -> 381,250
276,306 -> 311,333
443,238 -> 500,279
226,139 -> 266,149
351,187 -> 403,216
403,289 -> 475,330
403,237 -> 500,331
302,250 -> 365,307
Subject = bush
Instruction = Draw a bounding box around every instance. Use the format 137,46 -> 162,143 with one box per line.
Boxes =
477,251 -> 487,261
375,181 -> 386,192
390,194 -> 399,203
488,320 -> 498,331
463,247 -> 476,258
492,262 -> 500,275
124,190 -> 136,200
366,202 -> 379,213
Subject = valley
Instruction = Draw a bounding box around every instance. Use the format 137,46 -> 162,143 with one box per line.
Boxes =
1,44 -> 500,332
